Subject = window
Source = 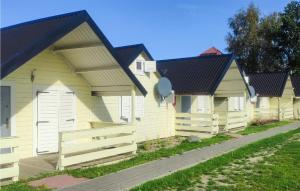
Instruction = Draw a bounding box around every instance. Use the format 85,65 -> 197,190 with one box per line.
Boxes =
135,96 -> 144,118
229,97 -> 244,111
136,61 -> 144,75
120,96 -> 131,122
181,96 -> 191,113
258,97 -> 269,109
120,96 -> 144,122
197,96 -> 210,113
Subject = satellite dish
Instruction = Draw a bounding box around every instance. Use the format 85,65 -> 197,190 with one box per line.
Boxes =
165,91 -> 175,103
249,85 -> 257,103
249,86 -> 255,97
157,77 -> 172,97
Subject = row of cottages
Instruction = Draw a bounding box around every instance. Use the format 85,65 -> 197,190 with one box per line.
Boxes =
0,10 -> 299,182
157,53 -> 250,137
291,75 -> 300,119
247,72 -> 295,121
0,10 -> 176,181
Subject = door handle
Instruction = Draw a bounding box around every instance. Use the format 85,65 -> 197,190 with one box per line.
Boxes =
66,119 -> 75,122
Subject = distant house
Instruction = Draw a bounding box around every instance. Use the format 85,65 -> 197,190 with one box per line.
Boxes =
158,54 -> 250,136
248,72 -> 294,121
291,75 -> 300,119
199,47 -> 223,56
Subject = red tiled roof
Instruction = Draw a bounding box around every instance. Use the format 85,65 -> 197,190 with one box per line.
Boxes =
200,47 -> 222,56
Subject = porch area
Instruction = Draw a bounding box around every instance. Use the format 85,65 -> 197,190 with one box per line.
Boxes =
1,123 -> 137,182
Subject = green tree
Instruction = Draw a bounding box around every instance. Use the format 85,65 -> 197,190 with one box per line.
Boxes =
258,13 -> 283,71
226,1 -> 300,73
226,4 -> 261,72
278,1 -> 300,73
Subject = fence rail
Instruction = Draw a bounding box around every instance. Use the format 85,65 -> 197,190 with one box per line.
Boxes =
225,111 -> 247,131
280,108 -> 294,120
57,124 -> 136,170
0,137 -> 19,182
175,112 -> 219,138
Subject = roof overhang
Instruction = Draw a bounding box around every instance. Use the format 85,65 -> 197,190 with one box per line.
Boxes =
1,11 -> 147,96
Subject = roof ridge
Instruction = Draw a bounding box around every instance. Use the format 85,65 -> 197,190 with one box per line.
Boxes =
114,43 -> 144,49
1,10 -> 87,31
158,54 -> 233,63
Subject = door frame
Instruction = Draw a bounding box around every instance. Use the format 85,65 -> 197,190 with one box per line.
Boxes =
32,85 -> 77,156
0,81 -> 16,137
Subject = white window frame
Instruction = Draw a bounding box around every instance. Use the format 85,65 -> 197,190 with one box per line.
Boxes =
0,81 -> 16,137
197,95 -> 210,113
120,96 -> 132,122
135,96 -> 144,119
135,60 -> 145,75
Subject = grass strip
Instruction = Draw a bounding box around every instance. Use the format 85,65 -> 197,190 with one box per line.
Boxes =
238,121 -> 290,135
131,128 -> 300,191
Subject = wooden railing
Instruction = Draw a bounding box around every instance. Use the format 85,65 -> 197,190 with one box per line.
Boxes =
0,137 -> 19,182
57,125 -> 136,170
225,111 -> 247,131
280,108 -> 294,120
175,113 -> 219,138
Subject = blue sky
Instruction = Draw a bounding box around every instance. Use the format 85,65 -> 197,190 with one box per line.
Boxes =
1,0 -> 292,60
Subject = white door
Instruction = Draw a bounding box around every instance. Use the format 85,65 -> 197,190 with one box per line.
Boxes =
59,91 -> 75,132
37,90 -> 59,153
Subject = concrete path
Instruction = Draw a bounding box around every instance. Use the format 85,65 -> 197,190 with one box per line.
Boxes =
59,121 -> 300,191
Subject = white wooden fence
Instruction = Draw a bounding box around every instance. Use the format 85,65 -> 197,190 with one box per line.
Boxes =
57,125 -> 137,170
224,112 -> 247,131
175,113 -> 219,138
0,137 -> 19,182
280,108 -> 294,120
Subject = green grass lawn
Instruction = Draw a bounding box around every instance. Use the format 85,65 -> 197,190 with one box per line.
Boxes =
238,121 -> 290,135
2,121 -> 294,191
131,127 -> 300,191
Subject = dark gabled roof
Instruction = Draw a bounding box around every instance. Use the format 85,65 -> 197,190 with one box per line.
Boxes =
157,54 -> 235,95
248,72 -> 289,97
114,44 -> 154,68
291,75 -> 300,97
1,10 -> 147,95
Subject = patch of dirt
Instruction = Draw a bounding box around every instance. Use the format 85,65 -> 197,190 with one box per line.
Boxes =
188,133 -> 300,190
137,136 -> 186,153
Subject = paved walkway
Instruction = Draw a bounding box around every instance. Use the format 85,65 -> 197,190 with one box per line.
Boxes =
59,121 -> 300,191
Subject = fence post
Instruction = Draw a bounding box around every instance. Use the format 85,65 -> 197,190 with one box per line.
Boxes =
57,132 -> 64,170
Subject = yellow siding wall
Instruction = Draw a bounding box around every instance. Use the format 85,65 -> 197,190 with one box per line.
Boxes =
92,53 -> 175,142
215,61 -> 246,97
2,50 -> 102,158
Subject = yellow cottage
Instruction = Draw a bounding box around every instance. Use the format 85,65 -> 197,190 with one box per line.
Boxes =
157,54 -> 250,137
291,75 -> 300,119
248,72 -> 295,122
0,11 -> 175,180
